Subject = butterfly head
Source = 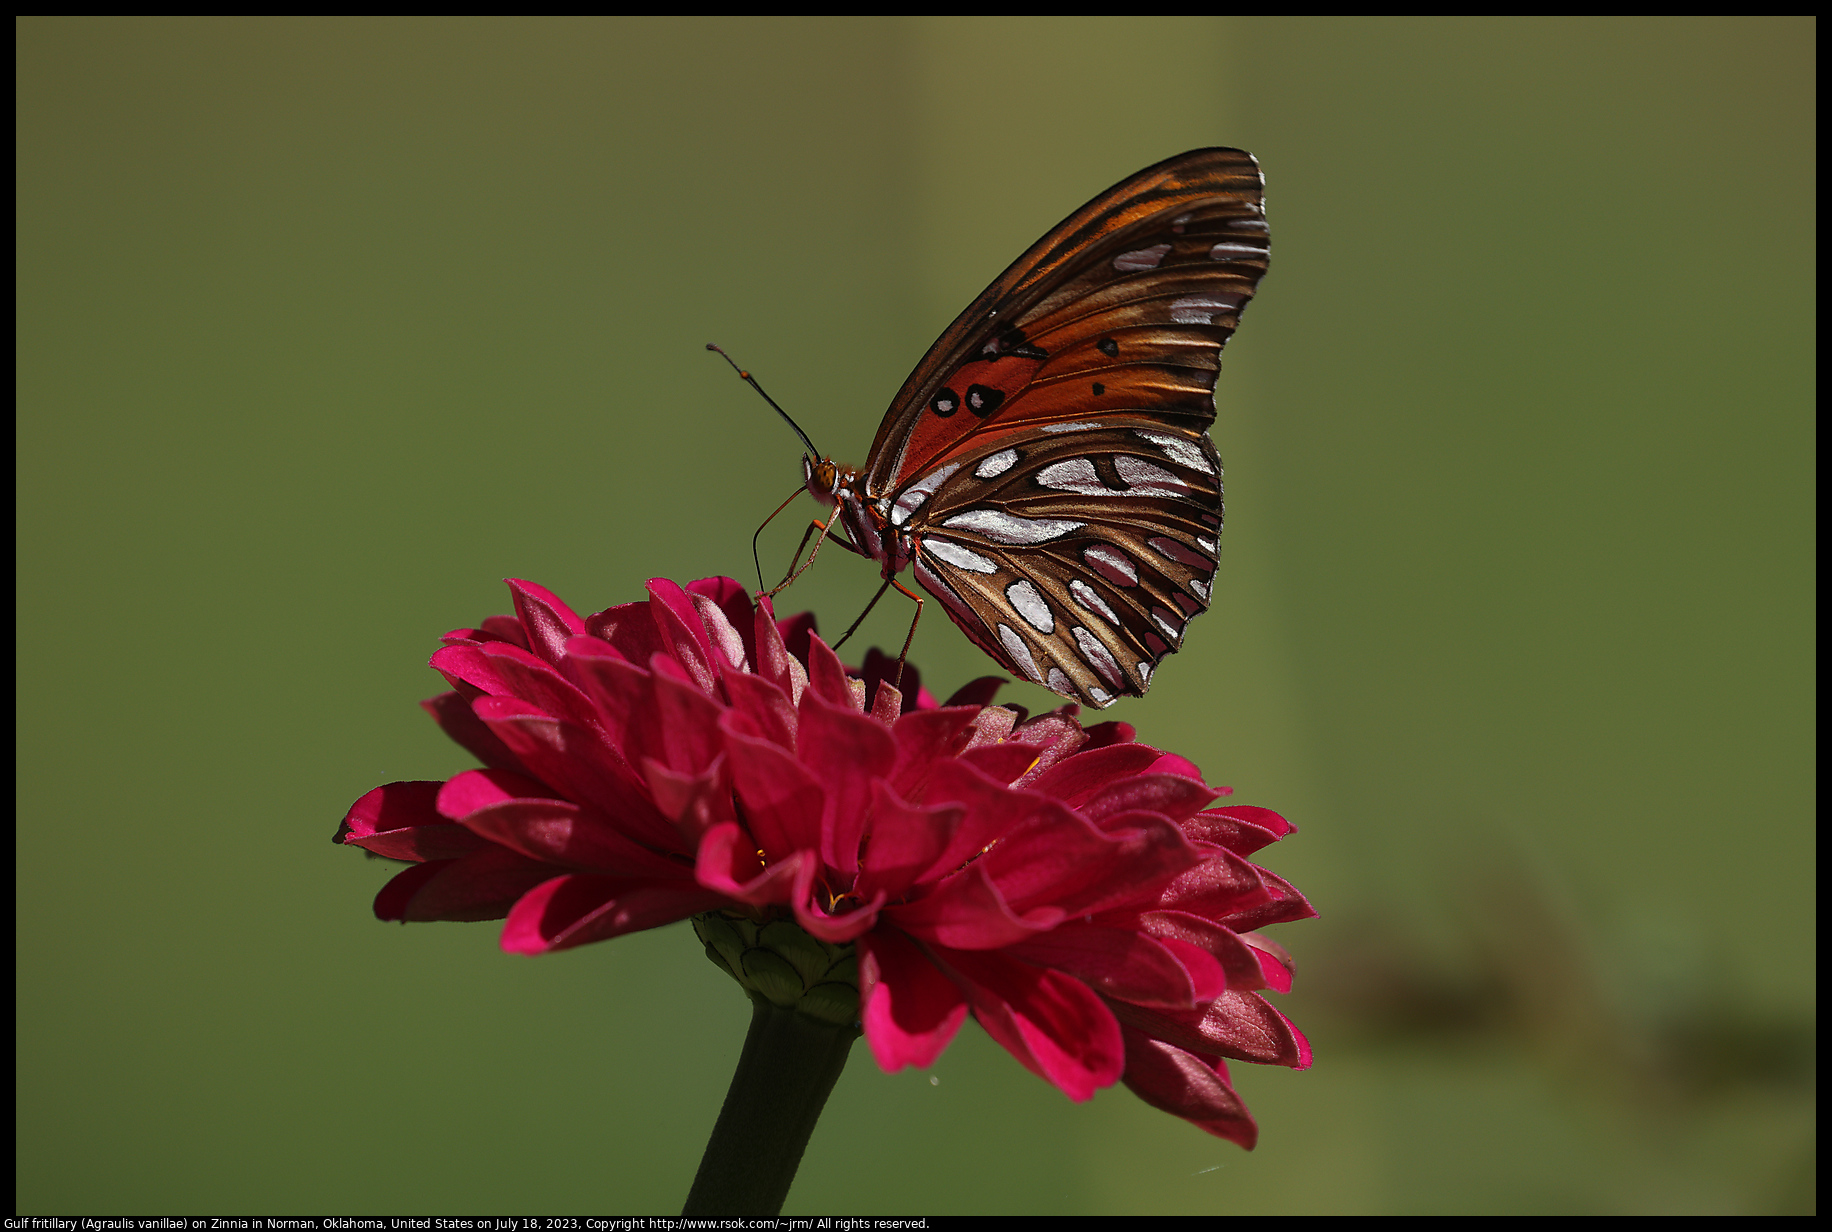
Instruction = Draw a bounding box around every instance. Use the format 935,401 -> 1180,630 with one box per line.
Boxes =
802,455 -> 841,509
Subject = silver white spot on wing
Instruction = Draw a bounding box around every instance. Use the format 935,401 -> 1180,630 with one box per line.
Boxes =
1197,535 -> 1218,555
943,509 -> 1084,545
1089,685 -> 1112,706
1133,429 -> 1215,475
1189,579 -> 1210,601
1168,295 -> 1242,326
1046,668 -> 1073,695
1151,607 -> 1182,642
1073,626 -> 1125,690
1040,421 -> 1102,433
1208,242 -> 1266,261
1115,455 -> 1193,496
923,538 -> 997,574
1005,579 -> 1053,633
891,462 -> 960,526
1036,458 -> 1107,494
1083,544 -> 1138,586
1138,662 -> 1153,687
1226,218 -> 1269,232
1069,579 -> 1118,623
997,623 -> 1042,683
974,448 -> 1019,479
1113,243 -> 1172,272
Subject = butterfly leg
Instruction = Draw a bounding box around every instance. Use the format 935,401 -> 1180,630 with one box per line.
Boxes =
832,574 -> 922,693
885,576 -> 925,692
751,483 -> 809,593
768,516 -> 862,598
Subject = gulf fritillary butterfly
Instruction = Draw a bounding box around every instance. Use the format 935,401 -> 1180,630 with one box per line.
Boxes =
769,147 -> 1268,709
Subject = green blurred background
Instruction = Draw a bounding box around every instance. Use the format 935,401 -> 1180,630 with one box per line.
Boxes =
17,16 -> 1814,1215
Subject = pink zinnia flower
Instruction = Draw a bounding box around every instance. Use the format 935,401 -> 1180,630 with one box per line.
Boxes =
336,577 -> 1313,1147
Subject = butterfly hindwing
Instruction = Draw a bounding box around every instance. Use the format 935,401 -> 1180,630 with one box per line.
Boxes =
904,421 -> 1223,707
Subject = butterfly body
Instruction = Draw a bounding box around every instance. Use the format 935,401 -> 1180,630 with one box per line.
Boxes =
805,148 -> 1268,709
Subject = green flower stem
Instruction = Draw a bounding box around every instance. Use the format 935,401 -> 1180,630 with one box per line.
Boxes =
681,993 -> 860,1216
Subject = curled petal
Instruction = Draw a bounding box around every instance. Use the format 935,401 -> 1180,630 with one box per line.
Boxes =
337,780 -> 490,862
860,929 -> 969,1071
929,944 -> 1125,1102
501,874 -> 727,954
888,862 -> 1063,950
1007,922 -> 1222,1009
507,579 -> 588,667
721,712 -> 826,863
374,847 -> 556,923
421,691 -> 527,775
1120,1026 -> 1258,1150
796,687 -> 896,872
1112,989 -> 1312,1070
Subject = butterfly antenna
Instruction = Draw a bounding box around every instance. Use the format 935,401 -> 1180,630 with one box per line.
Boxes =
707,343 -> 822,461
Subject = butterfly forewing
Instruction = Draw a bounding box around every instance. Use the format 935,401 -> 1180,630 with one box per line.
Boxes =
866,148 -> 1268,496
861,148 -> 1266,706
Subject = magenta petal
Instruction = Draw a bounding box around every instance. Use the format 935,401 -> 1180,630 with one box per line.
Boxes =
1242,932 -> 1295,994
373,847 -> 556,923
647,578 -> 719,695
454,797 -> 692,877
1006,923 -> 1216,1009
507,579 -> 588,668
985,806 -> 1197,919
1075,773 -> 1219,827
854,780 -> 962,902
931,945 -> 1125,1102
583,600 -> 666,667
722,665 -> 798,751
337,780 -> 490,862
887,863 -> 1061,950
913,759 -> 1045,883
435,767 -> 562,818
721,711 -> 826,863
1146,751 -> 1205,783
687,577 -> 758,671
860,928 -> 969,1072
1218,865 -> 1319,932
501,873 -> 727,954
478,642 -> 605,733
641,753 -> 737,846
886,706 -> 981,798
1137,909 -> 1272,992
1025,743 -> 1163,807
1113,990 -> 1312,1069
421,692 -> 528,774
473,696 -> 677,851
1183,804 -> 1294,855
803,633 -> 858,709
796,686 -> 895,872
686,587 -> 750,676
562,638 -> 659,774
693,823 -> 807,906
958,741 -> 1045,785
752,599 -> 809,706
1120,1026 -> 1258,1150
651,665 -> 727,775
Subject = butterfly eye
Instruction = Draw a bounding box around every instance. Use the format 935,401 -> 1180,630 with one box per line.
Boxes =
966,384 -> 1005,417
930,388 -> 961,418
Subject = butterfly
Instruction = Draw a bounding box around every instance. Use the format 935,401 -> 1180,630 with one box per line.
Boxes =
774,148 -> 1268,709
